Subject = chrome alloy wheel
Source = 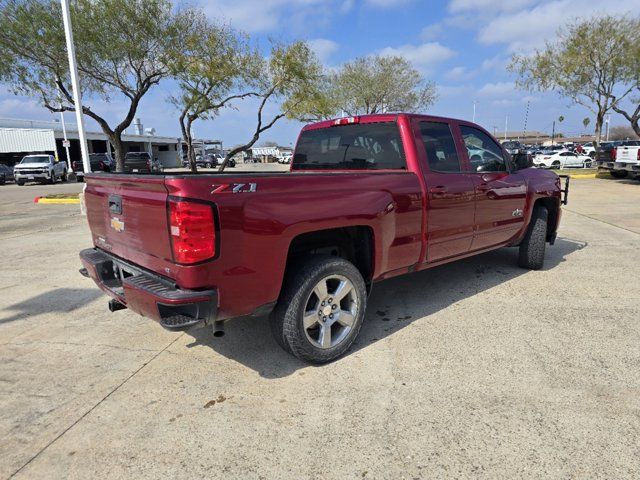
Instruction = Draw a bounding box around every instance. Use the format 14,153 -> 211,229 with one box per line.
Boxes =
302,275 -> 359,349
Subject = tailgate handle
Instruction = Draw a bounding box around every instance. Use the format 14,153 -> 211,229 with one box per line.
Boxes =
108,194 -> 122,215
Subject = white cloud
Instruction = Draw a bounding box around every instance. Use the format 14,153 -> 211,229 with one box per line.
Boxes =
378,42 -> 456,71
444,66 -> 471,81
468,0 -> 640,53
420,23 -> 445,41
365,0 -> 413,6
200,0 -> 351,33
307,38 -> 339,63
477,81 -> 516,97
449,0 -> 537,13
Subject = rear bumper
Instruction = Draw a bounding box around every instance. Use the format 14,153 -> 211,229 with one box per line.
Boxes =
615,162 -> 640,172
79,248 -> 218,331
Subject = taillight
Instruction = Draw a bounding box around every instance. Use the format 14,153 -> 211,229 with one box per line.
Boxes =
72,161 -> 78,170
99,161 -> 105,169
147,159 -> 151,169
168,199 -> 216,264
611,147 -> 617,160
637,149 -> 640,161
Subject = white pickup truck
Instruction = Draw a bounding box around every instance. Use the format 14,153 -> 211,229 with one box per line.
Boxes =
613,143 -> 640,177
13,154 -> 68,185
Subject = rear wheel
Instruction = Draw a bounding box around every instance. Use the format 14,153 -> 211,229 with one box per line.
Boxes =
518,205 -> 548,270
610,170 -> 628,179
17,180 -> 24,186
49,171 -> 56,184
270,255 -> 367,363
552,160 -> 561,170
205,162 -> 212,168
61,169 -> 67,182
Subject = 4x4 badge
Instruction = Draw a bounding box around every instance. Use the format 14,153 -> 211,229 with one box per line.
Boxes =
512,208 -> 523,217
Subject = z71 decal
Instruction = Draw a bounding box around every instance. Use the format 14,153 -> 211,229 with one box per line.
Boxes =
211,183 -> 258,194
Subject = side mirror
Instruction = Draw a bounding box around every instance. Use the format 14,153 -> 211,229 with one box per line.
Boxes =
513,153 -> 533,170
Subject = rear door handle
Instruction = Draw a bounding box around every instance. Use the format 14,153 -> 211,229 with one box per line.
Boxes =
429,186 -> 448,194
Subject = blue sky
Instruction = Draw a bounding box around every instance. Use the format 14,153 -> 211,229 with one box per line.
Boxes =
0,0 -> 638,146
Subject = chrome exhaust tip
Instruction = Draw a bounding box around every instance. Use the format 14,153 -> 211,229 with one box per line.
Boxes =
212,320 -> 225,337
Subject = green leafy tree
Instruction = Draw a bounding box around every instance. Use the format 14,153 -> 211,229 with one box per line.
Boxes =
582,117 -> 591,131
510,15 -> 639,146
0,0 -> 193,171
320,55 -> 437,118
218,41 -> 325,171
170,17 -> 261,172
558,115 -> 565,123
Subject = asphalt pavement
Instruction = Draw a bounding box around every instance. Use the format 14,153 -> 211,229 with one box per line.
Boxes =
0,175 -> 639,479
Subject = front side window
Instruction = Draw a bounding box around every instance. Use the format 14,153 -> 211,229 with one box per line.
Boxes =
460,125 -> 507,172
293,122 -> 406,170
419,121 -> 461,173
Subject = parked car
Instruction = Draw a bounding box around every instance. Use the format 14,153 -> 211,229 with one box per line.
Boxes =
123,152 -> 158,173
14,154 -> 67,185
501,140 -> 524,155
0,164 -> 15,184
596,141 -> 625,177
80,113 -> 567,363
72,153 -> 115,181
278,152 -> 293,164
533,150 -> 592,169
612,142 -> 640,177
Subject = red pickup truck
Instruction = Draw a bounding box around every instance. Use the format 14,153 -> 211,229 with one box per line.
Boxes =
80,114 -> 568,363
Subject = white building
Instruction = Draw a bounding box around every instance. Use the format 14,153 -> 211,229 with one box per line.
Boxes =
0,117 -> 181,167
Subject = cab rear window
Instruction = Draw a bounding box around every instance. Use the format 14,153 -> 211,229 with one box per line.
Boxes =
293,122 -> 406,170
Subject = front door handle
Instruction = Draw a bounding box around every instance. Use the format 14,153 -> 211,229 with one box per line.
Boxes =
429,186 -> 448,194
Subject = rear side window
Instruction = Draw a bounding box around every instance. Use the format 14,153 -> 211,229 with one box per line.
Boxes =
460,125 -> 507,172
293,122 -> 406,170
419,121 -> 461,173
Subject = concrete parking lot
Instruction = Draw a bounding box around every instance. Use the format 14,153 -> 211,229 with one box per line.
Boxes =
1,174 -> 639,479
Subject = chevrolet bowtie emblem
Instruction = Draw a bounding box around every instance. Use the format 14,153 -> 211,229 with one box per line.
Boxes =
110,217 -> 125,232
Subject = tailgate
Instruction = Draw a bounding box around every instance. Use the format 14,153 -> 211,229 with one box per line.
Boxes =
84,175 -> 173,264
616,147 -> 636,162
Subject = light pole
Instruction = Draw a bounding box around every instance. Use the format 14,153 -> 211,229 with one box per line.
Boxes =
605,114 -> 610,141
60,0 -> 90,174
504,115 -> 508,140
58,104 -> 72,171
472,100 -> 477,123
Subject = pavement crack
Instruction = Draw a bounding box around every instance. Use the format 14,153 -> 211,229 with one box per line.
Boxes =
1,340 -> 160,353
563,208 -> 640,235
8,333 -> 184,479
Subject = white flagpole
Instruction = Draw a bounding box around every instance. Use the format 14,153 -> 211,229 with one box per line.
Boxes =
60,0 -> 91,173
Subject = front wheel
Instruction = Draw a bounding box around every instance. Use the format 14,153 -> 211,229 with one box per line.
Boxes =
17,180 -> 25,186
205,162 -> 212,168
270,256 -> 367,363
61,169 -> 68,182
49,171 -> 56,184
552,161 -> 561,170
518,206 -> 548,270
583,160 -> 592,168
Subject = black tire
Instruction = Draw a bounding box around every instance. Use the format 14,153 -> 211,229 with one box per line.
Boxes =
17,180 -> 24,186
583,160 -> 592,168
270,255 -> 367,363
0,175 -> 5,185
205,162 -> 212,168
228,159 -> 236,168
518,206 -> 548,270
49,171 -> 56,184
552,161 -> 561,170
610,170 -> 628,179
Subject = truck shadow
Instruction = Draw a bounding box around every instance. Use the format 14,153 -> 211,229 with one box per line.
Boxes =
187,237 -> 586,378
0,288 -> 103,324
